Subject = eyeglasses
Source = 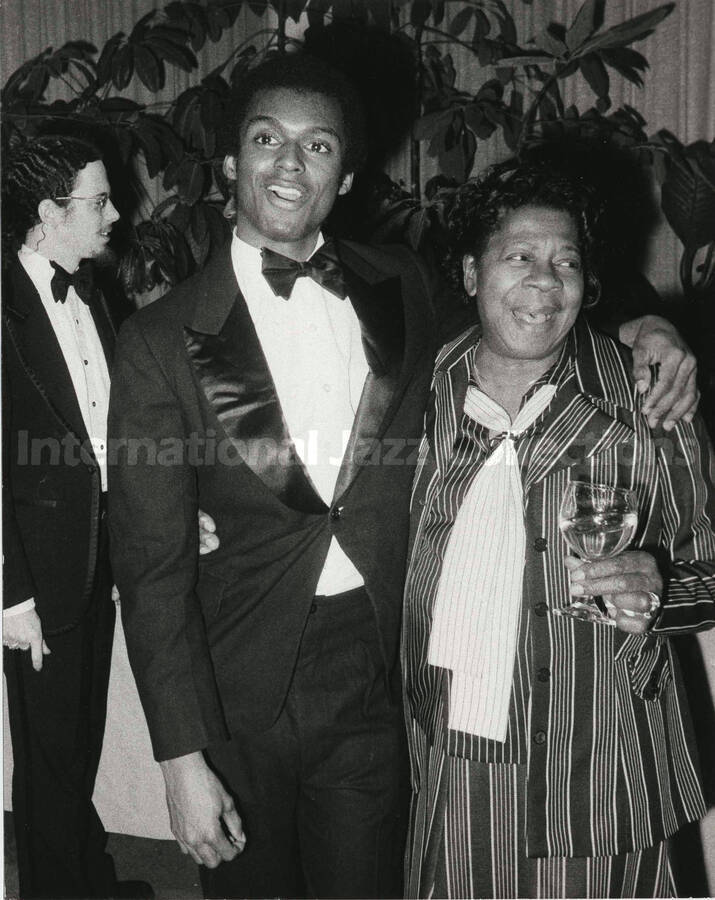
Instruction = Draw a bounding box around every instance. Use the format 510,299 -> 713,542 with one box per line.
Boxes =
54,192 -> 111,211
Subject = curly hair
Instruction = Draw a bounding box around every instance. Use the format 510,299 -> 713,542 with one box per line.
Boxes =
442,159 -> 604,308
218,52 -> 367,177
2,135 -> 102,258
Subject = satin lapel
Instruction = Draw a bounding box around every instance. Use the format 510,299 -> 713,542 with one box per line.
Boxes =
183,248 -> 325,514
3,263 -> 91,444
332,250 -> 408,499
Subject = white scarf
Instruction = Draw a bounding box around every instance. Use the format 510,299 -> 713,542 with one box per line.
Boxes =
427,383 -> 556,741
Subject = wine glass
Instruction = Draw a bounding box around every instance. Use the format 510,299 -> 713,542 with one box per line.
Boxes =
556,481 -> 638,626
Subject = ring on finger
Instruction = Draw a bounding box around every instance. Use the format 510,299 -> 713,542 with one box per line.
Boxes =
644,591 -> 661,618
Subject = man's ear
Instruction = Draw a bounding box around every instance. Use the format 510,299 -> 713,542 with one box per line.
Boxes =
463,254 -> 478,296
223,155 -> 238,181
338,172 -> 354,196
37,198 -> 63,226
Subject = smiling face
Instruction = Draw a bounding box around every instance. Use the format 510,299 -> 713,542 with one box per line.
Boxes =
464,205 -> 584,370
224,87 -> 354,261
52,160 -> 119,271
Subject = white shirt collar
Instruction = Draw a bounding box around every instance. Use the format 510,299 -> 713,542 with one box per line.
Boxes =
18,244 -> 55,287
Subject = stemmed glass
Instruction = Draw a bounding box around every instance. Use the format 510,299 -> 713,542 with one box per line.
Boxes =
556,481 -> 638,626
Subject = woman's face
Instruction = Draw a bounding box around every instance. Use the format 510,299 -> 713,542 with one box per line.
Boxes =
464,205 -> 584,365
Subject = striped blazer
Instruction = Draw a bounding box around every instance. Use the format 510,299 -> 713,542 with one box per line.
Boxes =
403,317 -> 715,858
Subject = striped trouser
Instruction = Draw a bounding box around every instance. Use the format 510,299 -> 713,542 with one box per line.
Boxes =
405,724 -> 676,899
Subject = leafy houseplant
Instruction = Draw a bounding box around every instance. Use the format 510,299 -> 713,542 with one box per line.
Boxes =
653,131 -> 715,297
1,0 -> 697,302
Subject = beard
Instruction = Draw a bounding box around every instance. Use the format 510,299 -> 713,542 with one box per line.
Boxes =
92,246 -> 117,269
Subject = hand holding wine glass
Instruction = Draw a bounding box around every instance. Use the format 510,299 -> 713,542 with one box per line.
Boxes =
557,482 -> 661,630
565,552 -> 663,633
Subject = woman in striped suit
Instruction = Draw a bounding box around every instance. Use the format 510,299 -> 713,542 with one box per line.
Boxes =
402,161 -> 715,898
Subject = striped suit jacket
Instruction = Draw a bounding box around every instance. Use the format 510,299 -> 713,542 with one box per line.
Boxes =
403,316 -> 715,858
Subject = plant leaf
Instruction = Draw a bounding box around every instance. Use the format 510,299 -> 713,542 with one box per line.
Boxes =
176,158 -> 206,205
200,89 -> 223,132
661,145 -> 715,247
449,6 -> 472,37
413,108 -> 454,141
579,53 -> 609,99
580,3 -> 674,53
96,33 -> 124,87
144,36 -> 197,72
494,6 -> 517,45
499,54 -> 557,68
535,26 -> 567,58
472,9 -> 491,38
182,3 -> 210,51
599,47 -> 647,86
140,113 -> 184,162
130,9 -> 157,40
410,0 -> 433,28
134,127 -> 162,178
190,201 -> 209,244
99,97 -> 142,113
565,0 -> 603,51
134,45 -> 165,92
111,45 -> 135,90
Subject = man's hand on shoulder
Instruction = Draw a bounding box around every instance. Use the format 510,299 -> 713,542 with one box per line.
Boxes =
2,608 -> 50,671
160,751 -> 245,868
619,315 -> 698,430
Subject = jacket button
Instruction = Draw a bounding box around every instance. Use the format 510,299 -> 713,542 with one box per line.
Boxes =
533,602 -> 548,617
533,730 -> 547,745
329,506 -> 343,521
537,667 -> 550,682
534,537 -> 548,552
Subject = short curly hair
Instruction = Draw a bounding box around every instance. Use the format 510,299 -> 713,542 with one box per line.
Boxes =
219,52 -> 367,177
443,159 -> 603,308
2,135 -> 102,258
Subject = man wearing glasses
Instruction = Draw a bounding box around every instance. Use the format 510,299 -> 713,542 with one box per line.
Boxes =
2,135 -> 152,899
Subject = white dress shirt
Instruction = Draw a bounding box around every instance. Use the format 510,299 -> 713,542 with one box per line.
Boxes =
5,247 -> 111,618
231,233 -> 368,595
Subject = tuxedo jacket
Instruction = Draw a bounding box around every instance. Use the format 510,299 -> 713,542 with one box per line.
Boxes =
2,260 -> 116,633
108,240 -> 437,762
404,318 -> 715,857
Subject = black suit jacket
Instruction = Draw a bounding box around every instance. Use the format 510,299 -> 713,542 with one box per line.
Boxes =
108,240 -> 437,761
2,260 -> 116,633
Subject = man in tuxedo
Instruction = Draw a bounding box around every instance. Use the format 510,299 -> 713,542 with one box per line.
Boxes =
2,136 -> 152,899
108,54 -> 699,900
109,54 -> 432,900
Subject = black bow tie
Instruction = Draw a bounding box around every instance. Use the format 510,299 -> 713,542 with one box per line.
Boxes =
260,242 -> 347,300
50,261 -> 95,304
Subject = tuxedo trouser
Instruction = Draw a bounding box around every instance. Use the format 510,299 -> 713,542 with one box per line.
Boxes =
4,498 -> 118,899
201,586 -> 410,900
